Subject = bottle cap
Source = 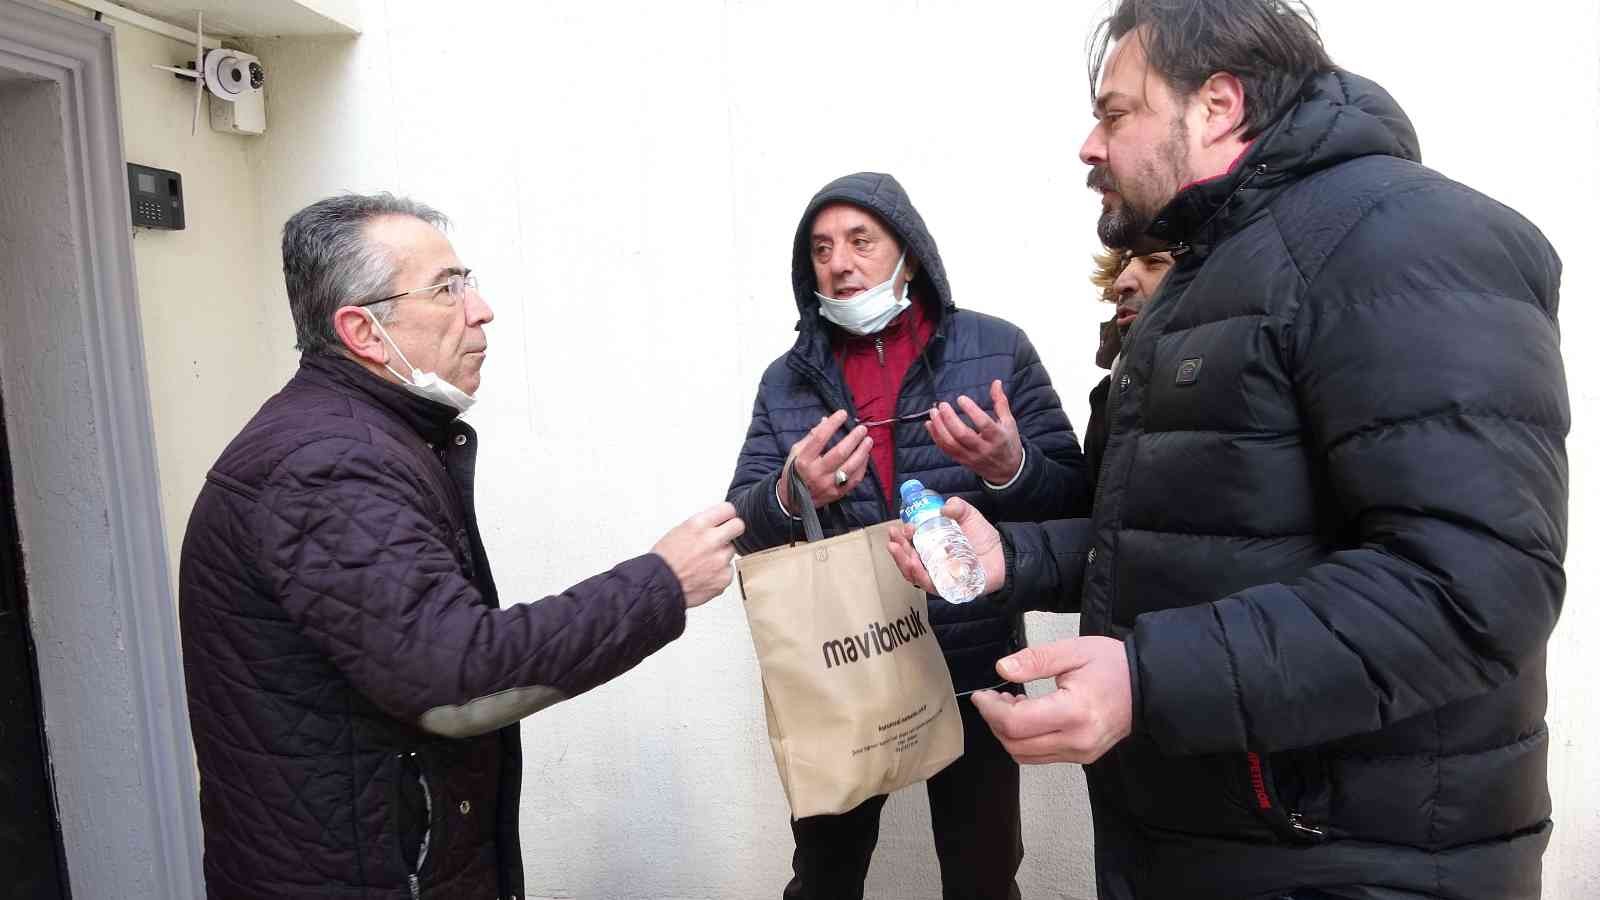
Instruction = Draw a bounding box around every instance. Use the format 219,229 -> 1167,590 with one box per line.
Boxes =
899,479 -> 926,502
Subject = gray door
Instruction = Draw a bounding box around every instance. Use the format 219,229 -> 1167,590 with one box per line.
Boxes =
0,383 -> 71,899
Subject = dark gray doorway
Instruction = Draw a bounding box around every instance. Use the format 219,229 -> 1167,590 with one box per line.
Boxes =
0,382 -> 71,899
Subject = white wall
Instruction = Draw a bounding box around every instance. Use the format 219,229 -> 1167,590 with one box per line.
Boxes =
113,20 -> 294,583
234,1 -> 1597,898
39,0 -> 292,584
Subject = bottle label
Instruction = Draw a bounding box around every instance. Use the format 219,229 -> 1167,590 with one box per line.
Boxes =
901,492 -> 944,529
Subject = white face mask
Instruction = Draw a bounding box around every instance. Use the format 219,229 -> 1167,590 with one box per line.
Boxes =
362,309 -> 477,414
814,251 -> 911,336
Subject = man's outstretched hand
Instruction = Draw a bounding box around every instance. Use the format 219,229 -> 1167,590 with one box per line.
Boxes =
969,637 -> 1133,765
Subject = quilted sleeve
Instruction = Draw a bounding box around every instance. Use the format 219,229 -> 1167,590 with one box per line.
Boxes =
259,438 -> 686,738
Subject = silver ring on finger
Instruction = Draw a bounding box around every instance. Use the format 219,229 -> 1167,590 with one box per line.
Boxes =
835,468 -> 849,487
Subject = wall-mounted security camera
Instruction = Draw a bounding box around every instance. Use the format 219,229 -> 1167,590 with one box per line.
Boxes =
150,13 -> 266,137
205,48 -> 266,136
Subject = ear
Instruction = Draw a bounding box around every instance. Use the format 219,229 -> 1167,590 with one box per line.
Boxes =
1195,71 -> 1248,145
902,253 -> 920,288
332,305 -> 389,366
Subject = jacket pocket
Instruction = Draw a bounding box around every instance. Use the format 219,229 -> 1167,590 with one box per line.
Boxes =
205,470 -> 260,502
1110,737 -> 1331,844
394,751 -> 436,898
1236,749 -> 1331,844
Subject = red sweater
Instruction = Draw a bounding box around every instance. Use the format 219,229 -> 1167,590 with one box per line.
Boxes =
831,297 -> 935,508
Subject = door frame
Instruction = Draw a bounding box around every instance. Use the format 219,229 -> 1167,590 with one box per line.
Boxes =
0,1 -> 202,896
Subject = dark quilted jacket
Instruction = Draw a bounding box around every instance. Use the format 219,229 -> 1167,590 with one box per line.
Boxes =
1002,71 -> 1567,898
727,172 -> 1092,693
180,354 -> 687,899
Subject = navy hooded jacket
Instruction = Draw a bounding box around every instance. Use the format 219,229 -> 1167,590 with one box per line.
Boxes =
726,172 -> 1092,693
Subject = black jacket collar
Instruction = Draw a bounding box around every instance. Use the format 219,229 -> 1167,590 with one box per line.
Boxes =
1149,69 -> 1421,254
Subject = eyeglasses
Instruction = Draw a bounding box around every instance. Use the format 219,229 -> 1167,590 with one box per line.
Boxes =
356,271 -> 478,308
853,407 -> 935,429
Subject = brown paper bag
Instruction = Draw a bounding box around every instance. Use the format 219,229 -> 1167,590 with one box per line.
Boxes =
735,467 -> 963,818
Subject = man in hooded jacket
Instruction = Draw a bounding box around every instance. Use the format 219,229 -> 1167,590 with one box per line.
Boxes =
886,3 -> 1568,898
727,171 -> 1092,899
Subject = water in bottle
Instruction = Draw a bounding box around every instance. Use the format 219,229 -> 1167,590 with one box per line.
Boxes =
898,479 -> 987,604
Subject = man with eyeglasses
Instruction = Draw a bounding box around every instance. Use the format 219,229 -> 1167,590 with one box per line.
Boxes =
726,172 -> 1092,900
179,193 -> 744,900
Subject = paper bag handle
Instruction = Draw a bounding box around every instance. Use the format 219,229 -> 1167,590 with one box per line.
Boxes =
783,456 -> 827,545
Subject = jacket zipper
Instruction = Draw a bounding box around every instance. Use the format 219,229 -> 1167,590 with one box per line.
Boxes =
878,335 -> 942,519
1086,165 -> 1267,626
1288,811 -> 1325,839
1164,168 -> 1310,845
407,753 -> 432,900
791,331 -> 943,523
1086,263 -> 1175,623
880,333 -> 945,517
789,356 -> 869,525
874,335 -> 885,366
1174,163 -> 1267,254
1085,326 -> 1141,627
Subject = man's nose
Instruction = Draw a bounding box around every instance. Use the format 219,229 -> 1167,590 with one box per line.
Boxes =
1080,123 -> 1108,167
1113,268 -> 1140,301
466,289 -> 494,326
828,250 -> 855,281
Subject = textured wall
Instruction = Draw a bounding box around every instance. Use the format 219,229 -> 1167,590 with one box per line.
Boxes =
186,1 -> 1600,897
98,11 -> 290,593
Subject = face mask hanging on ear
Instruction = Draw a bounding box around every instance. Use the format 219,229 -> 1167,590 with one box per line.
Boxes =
814,251 -> 912,336
361,309 -> 477,414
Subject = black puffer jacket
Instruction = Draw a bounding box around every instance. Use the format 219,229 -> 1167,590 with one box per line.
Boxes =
1002,71 -> 1567,898
727,172 -> 1091,692
180,354 -> 688,899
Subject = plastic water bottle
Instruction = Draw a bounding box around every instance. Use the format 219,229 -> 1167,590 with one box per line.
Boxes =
899,479 -> 987,604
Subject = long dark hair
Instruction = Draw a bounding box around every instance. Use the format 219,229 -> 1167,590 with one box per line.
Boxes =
1089,0 -> 1335,140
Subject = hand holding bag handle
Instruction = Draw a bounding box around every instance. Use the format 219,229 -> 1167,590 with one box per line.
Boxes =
784,456 -> 827,545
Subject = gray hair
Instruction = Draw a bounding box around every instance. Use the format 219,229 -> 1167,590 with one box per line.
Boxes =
281,192 -> 449,355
